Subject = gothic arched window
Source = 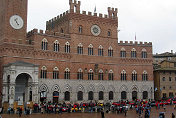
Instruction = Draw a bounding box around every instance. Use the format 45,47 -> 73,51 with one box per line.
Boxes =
88,44 -> 93,55
41,66 -> 47,79
132,70 -> 137,81
131,48 -> 137,58
121,70 -> 127,81
53,40 -> 59,52
53,67 -> 59,79
108,46 -> 113,57
64,68 -> 70,79
41,38 -> 48,50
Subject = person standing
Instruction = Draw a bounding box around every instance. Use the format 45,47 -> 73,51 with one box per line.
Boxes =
124,108 -> 127,117
101,110 -> 105,118
172,113 -> 175,118
18,107 -> 22,117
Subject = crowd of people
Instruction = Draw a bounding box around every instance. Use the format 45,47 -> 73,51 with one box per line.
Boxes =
1,99 -> 176,118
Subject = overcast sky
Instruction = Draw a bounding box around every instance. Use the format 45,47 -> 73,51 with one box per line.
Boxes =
27,0 -> 176,54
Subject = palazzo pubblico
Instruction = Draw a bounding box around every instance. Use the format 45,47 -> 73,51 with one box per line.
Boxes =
0,0 -> 154,107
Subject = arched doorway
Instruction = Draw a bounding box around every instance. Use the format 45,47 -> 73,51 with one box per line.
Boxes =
77,91 -> 83,101
88,91 -> 93,100
99,91 -> 104,100
64,91 -> 70,101
53,91 -> 59,103
121,91 -> 127,100
143,91 -> 148,99
132,91 -> 137,100
15,73 -> 32,103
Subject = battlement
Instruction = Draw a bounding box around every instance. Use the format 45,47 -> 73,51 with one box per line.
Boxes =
46,0 -> 118,31
69,0 -> 81,13
46,10 -> 69,27
81,11 -> 108,18
27,29 -> 70,38
108,7 -> 118,19
119,41 -> 152,46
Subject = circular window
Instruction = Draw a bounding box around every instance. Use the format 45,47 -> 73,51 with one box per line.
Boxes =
91,25 -> 101,36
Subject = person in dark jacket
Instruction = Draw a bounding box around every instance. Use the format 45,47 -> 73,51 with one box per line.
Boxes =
101,110 -> 105,118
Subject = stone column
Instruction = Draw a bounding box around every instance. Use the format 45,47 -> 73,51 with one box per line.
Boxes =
127,92 -> 132,101
83,92 -> 88,102
59,92 -> 64,103
115,92 -> 120,101
71,91 -> 76,103
9,83 -> 15,107
94,92 -> 98,101
2,84 -> 8,102
138,92 -> 142,100
104,92 -> 109,103
32,84 -> 39,104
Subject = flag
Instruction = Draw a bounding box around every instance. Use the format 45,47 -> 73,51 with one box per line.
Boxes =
94,6 -> 96,13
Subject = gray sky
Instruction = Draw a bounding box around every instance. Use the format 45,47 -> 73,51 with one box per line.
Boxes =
27,0 -> 176,54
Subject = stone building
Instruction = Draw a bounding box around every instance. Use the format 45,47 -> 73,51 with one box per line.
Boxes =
153,52 -> 176,100
0,0 -> 154,107
153,50 -> 176,64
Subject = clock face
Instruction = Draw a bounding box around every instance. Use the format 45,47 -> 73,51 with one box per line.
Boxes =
10,15 -> 24,30
91,25 -> 101,36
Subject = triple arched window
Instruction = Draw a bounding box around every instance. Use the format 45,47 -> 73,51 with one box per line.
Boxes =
41,66 -> 47,79
77,68 -> 83,80
41,38 -> 48,50
98,45 -> 103,56
98,69 -> 104,80
120,48 -> 126,58
64,68 -> 70,79
141,48 -> 147,58
142,71 -> 148,81
54,40 -> 59,52
131,48 -> 137,58
53,67 -> 59,79
132,70 -> 137,81
77,43 -> 83,54
121,70 -> 127,81
88,44 -> 94,55
65,42 -> 70,53
88,69 -> 94,80
108,70 -> 114,80
108,46 -> 113,57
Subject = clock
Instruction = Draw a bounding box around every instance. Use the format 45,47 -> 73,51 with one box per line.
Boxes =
9,15 -> 24,30
91,25 -> 101,36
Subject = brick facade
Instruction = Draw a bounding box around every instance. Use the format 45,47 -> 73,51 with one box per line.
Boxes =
0,0 -> 154,106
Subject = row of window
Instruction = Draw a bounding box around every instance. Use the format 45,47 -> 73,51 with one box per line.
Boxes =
41,67 -> 148,81
162,92 -> 175,98
162,77 -> 176,81
41,39 -> 148,58
162,71 -> 176,75
162,86 -> 174,90
41,91 -> 148,101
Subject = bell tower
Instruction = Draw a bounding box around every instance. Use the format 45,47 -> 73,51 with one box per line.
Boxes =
0,0 -> 28,44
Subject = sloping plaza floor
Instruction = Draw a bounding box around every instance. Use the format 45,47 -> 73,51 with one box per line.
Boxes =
1,105 -> 176,118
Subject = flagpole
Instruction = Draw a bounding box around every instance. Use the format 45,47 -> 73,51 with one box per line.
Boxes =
135,32 -> 136,41
94,5 -> 96,13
